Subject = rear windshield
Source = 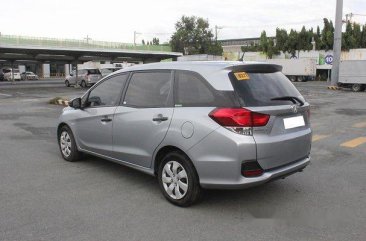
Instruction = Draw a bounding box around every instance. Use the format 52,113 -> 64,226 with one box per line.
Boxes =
229,71 -> 303,107
87,69 -> 101,75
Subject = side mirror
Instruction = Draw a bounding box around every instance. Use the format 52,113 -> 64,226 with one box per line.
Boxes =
69,97 -> 82,109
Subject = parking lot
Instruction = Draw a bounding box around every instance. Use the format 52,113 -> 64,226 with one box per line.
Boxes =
0,81 -> 365,241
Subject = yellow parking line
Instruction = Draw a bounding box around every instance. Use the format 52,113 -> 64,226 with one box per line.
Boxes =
312,134 -> 329,142
340,137 -> 366,148
352,122 -> 366,128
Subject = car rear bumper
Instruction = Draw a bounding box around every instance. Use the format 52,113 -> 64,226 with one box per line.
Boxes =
200,156 -> 310,189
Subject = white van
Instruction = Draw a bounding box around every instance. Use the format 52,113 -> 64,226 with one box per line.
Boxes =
3,68 -> 21,81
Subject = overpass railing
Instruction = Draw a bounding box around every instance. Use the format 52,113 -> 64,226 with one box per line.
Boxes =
0,34 -> 172,52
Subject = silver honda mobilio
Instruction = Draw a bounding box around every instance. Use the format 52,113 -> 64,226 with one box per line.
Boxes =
57,61 -> 312,206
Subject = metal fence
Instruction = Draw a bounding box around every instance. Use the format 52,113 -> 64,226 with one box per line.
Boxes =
0,34 -> 172,52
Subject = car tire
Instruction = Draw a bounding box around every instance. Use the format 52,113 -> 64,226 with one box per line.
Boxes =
58,125 -> 82,162
158,151 -> 201,207
65,80 -> 70,87
81,80 -> 87,88
352,84 -> 362,92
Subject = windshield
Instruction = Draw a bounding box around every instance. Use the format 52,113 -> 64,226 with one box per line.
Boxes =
230,71 -> 303,107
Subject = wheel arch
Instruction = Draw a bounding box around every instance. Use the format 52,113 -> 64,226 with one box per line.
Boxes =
153,145 -> 197,177
57,122 -> 69,140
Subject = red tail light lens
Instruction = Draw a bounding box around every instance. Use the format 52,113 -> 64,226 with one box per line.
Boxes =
209,108 -> 270,127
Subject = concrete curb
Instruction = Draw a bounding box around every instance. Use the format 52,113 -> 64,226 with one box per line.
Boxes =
327,86 -> 340,90
49,97 -> 69,107
57,99 -> 69,107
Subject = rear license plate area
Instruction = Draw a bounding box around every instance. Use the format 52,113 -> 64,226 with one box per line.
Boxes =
283,116 -> 305,129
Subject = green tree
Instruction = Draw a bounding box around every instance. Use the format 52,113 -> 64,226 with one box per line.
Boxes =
170,15 -> 222,55
361,24 -> 366,48
287,29 -> 299,57
259,31 -> 268,53
343,21 -> 356,50
314,26 -> 322,50
141,39 -> 145,45
267,38 -> 279,59
321,18 -> 334,50
275,28 -> 288,52
152,37 -> 160,45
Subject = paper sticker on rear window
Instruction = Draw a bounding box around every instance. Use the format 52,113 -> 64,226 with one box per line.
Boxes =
234,72 -> 250,81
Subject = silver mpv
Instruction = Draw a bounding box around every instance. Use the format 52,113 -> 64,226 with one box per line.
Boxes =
57,61 -> 312,206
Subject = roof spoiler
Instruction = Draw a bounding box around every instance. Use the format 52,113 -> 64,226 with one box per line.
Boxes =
225,63 -> 283,73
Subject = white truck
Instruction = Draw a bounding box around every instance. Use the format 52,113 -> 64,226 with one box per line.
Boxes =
338,60 -> 366,92
265,59 -> 317,82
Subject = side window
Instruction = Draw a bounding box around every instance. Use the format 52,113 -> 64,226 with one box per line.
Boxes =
86,74 -> 128,107
123,71 -> 172,108
175,70 -> 239,107
175,71 -> 215,106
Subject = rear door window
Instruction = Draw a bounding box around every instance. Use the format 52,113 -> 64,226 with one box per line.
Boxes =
229,71 -> 303,107
123,71 -> 173,108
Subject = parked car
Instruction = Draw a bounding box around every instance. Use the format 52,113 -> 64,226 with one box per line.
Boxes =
65,68 -> 102,87
100,67 -> 122,77
20,71 -> 39,80
3,68 -> 21,81
57,61 -> 312,206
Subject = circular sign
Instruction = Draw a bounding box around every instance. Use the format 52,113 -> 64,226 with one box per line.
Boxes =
325,55 -> 333,65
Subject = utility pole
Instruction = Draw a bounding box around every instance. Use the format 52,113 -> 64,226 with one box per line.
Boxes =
330,0 -> 343,87
84,35 -> 92,44
215,25 -> 223,42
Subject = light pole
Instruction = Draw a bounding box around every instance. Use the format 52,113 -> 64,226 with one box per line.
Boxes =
330,0 -> 343,87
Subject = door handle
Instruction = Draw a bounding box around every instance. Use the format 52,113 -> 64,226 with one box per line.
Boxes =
152,116 -> 168,122
101,116 -> 112,122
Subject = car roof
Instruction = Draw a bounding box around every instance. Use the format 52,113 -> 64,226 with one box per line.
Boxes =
114,61 -> 278,91
116,61 -> 267,73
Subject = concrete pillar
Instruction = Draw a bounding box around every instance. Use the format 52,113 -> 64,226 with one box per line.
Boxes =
42,64 -> 50,78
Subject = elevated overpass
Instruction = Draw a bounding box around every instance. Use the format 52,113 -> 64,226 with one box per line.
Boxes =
0,35 -> 182,64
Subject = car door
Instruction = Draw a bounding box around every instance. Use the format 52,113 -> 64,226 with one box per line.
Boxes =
74,73 -> 129,156
112,70 -> 174,168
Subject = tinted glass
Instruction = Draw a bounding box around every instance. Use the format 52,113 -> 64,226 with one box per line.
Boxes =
87,69 -> 101,75
230,71 -> 303,107
175,70 -> 239,107
87,74 -> 128,107
124,71 -> 172,108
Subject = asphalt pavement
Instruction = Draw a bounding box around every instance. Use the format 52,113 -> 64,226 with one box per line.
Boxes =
0,82 -> 365,241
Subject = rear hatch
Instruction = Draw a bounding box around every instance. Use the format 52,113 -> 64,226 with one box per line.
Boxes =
87,69 -> 102,82
229,64 -> 312,170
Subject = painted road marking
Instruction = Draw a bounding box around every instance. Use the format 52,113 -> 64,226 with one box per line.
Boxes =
340,137 -> 366,148
0,93 -> 12,97
312,134 -> 329,142
352,122 -> 366,128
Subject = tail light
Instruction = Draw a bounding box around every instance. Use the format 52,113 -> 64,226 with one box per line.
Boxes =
209,108 -> 270,135
241,161 -> 264,177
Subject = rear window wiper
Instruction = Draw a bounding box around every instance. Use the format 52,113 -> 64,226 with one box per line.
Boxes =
270,96 -> 304,106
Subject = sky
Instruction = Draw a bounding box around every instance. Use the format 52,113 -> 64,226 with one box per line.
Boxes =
0,0 -> 365,44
